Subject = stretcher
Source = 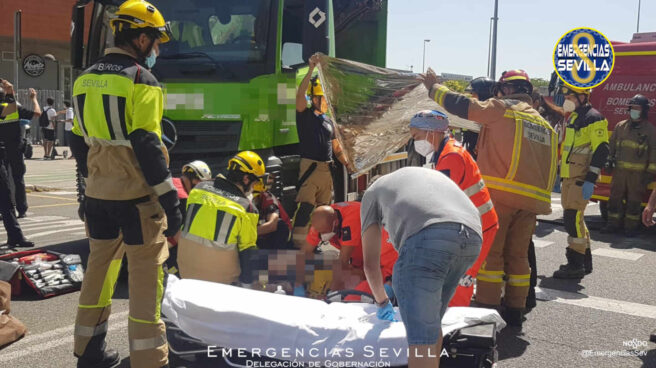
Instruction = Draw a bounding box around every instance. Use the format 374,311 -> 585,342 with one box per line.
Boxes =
162,276 -> 504,367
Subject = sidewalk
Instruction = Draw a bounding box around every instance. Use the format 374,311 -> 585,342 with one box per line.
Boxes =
24,144 -> 77,191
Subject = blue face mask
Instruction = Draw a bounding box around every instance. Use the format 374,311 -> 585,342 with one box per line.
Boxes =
145,49 -> 157,69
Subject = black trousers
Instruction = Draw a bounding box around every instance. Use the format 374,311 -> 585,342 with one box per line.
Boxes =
1,160 -> 24,242
0,123 -> 27,214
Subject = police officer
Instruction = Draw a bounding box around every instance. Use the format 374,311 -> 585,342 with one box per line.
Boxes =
603,94 -> 656,236
0,82 -> 41,219
290,53 -> 349,248
0,80 -> 34,248
553,86 -> 609,279
69,1 -> 180,367
177,151 -> 265,285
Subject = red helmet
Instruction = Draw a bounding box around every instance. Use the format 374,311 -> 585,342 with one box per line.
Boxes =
497,69 -> 533,95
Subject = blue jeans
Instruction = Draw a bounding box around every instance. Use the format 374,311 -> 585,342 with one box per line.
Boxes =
392,222 -> 482,345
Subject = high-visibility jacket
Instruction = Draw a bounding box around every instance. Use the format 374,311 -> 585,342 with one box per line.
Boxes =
432,86 -> 558,214
560,105 -> 610,182
71,47 -> 176,205
430,137 -> 498,232
609,119 -> 656,176
0,103 -> 18,124
183,179 -> 258,252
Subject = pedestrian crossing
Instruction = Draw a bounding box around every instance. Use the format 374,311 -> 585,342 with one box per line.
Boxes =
0,214 -> 86,244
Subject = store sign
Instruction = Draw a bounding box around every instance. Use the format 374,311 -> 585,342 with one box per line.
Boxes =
23,54 -> 46,77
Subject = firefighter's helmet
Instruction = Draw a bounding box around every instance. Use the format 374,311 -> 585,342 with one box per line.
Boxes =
110,0 -> 172,43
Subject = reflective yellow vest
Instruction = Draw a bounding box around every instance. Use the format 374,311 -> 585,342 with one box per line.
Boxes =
0,103 -> 19,124
561,109 -> 609,179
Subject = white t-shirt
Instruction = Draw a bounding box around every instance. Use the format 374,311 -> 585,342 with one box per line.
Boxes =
65,107 -> 74,131
46,106 -> 57,130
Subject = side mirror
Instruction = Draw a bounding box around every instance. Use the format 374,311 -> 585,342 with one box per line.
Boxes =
71,4 -> 85,69
282,42 -> 304,70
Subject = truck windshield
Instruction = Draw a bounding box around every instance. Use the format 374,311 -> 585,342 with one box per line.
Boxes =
151,0 -> 273,81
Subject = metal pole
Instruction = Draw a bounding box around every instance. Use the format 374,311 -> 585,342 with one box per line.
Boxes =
487,17 -> 493,77
490,0 -> 499,79
14,10 -> 22,90
423,39 -> 430,73
637,0 -> 641,33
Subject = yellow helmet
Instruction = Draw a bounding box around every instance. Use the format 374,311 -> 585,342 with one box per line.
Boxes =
307,76 -> 324,96
110,0 -> 172,43
227,151 -> 266,178
252,180 -> 266,194
561,85 -> 592,96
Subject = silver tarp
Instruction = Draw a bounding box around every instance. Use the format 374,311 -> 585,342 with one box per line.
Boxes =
316,54 -> 480,176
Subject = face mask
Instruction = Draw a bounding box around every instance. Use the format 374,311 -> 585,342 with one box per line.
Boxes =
630,110 -> 641,121
414,139 -> 434,157
320,232 -> 336,242
145,49 -> 157,68
563,99 -> 576,113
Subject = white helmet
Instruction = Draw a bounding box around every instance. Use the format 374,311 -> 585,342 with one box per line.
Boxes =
182,160 -> 212,181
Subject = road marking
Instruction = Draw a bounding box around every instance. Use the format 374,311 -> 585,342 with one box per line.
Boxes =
26,193 -> 77,202
70,232 -> 88,236
45,191 -> 78,195
29,203 -> 78,209
0,311 -> 129,363
535,287 -> 656,319
20,215 -> 68,223
533,239 -> 554,248
24,227 -> 86,239
591,248 -> 643,261
0,220 -> 82,234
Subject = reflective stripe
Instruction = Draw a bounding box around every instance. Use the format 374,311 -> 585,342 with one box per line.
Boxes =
607,213 -> 621,219
153,176 -> 175,196
575,210 -> 583,238
463,179 -> 485,197
477,199 -> 494,216
73,94 -> 87,136
503,111 -> 523,181
648,164 -> 656,172
129,334 -> 167,352
478,269 -> 504,283
433,85 -> 450,106
507,273 -> 530,286
107,95 -> 127,141
626,214 -> 641,221
589,166 -> 601,175
617,161 -> 647,171
181,231 -> 237,251
84,136 -> 132,147
216,212 -> 235,244
482,175 -> 551,203
619,140 -> 647,150
567,236 -> 587,245
74,321 -> 108,337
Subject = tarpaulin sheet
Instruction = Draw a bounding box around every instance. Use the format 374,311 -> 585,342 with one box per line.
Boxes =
315,54 -> 480,176
162,275 -> 505,366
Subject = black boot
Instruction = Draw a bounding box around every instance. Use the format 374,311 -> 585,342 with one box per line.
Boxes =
6,239 -> 34,248
76,336 -> 120,368
553,249 -> 585,279
501,307 -> 525,328
650,329 -> 656,343
525,287 -> 536,313
584,248 -> 592,275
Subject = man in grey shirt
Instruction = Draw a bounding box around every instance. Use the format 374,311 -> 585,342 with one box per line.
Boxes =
361,167 -> 482,368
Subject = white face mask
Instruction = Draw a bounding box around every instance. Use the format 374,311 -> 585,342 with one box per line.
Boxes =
630,110 -> 641,121
320,232 -> 336,242
563,99 -> 576,113
414,139 -> 434,157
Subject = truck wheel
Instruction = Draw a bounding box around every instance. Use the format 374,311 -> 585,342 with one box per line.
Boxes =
599,201 -> 608,222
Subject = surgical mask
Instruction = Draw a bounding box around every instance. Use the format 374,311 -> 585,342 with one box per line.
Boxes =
320,232 -> 336,242
563,99 -> 576,113
414,139 -> 434,157
145,49 -> 157,68
630,110 -> 641,121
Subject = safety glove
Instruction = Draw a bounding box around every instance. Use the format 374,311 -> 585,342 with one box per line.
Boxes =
582,181 -> 595,201
376,300 -> 398,322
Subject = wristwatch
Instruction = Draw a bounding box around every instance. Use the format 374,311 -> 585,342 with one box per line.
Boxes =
376,297 -> 389,308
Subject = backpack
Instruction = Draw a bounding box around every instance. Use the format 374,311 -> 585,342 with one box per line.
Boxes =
39,107 -> 51,128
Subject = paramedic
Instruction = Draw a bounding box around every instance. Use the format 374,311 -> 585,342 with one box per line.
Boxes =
70,1 -> 179,367
420,68 -> 557,327
362,167 -> 481,368
603,94 -> 656,236
177,151 -> 264,286
553,86 -> 609,279
290,53 -> 348,248
408,110 -> 498,307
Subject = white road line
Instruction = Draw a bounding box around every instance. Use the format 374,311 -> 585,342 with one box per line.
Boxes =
533,239 -> 554,248
20,216 -> 68,223
0,311 -> 129,362
535,287 -> 656,319
0,221 -> 83,236
25,227 -> 86,239
592,248 -> 644,261
42,191 -> 78,195
69,232 -> 88,236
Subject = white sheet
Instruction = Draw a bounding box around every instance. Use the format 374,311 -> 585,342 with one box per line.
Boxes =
162,275 -> 505,366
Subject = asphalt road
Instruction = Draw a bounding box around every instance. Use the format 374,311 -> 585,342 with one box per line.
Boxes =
0,148 -> 655,367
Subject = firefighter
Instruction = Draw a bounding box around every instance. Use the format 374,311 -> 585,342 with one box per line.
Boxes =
408,110 -> 499,307
69,1 -> 179,367
253,156 -> 293,249
461,77 -> 494,158
177,151 -> 264,286
290,54 -> 348,248
602,94 -> 656,236
420,68 -> 557,327
553,85 -> 610,279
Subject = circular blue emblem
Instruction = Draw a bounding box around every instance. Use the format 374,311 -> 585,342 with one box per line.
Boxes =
553,27 -> 614,89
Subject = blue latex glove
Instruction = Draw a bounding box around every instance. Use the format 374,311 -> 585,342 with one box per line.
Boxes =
582,181 -> 594,200
293,285 -> 306,297
377,301 -> 398,322
384,284 -> 395,300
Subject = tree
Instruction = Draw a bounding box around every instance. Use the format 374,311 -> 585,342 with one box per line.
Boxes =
531,78 -> 549,89
443,80 -> 468,93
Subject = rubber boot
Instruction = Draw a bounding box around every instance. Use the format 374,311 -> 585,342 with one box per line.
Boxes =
501,307 -> 525,328
553,249 -> 585,279
584,248 -> 592,275
650,329 -> 656,343
76,336 -> 120,368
